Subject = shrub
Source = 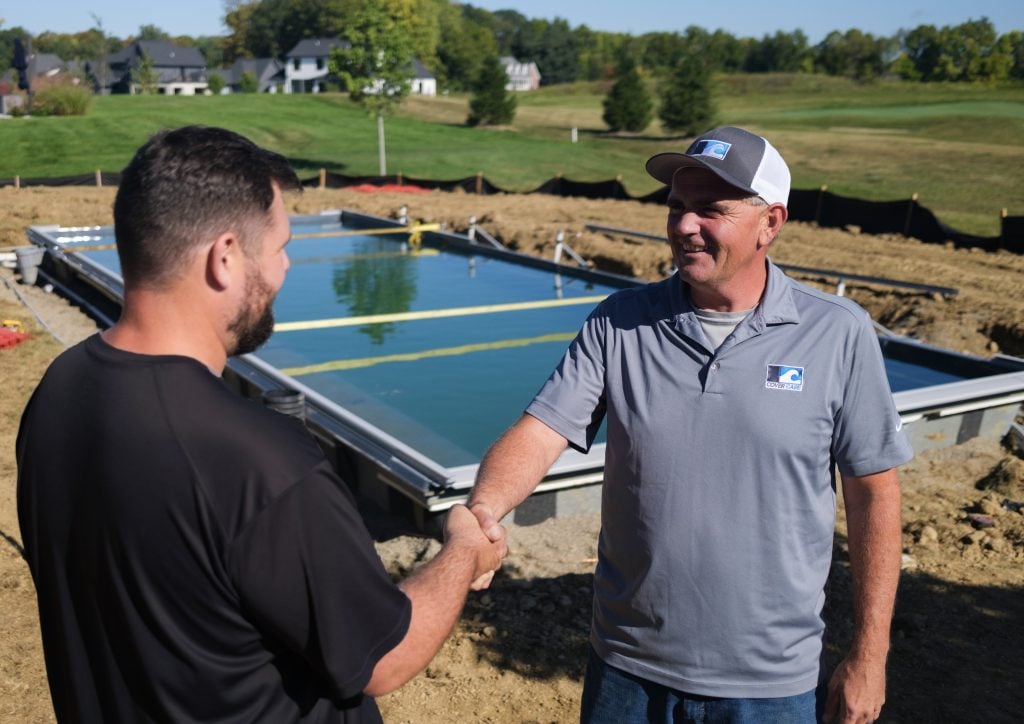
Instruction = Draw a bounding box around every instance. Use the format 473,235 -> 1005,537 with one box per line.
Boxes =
30,79 -> 93,116
207,73 -> 225,95
239,70 -> 258,93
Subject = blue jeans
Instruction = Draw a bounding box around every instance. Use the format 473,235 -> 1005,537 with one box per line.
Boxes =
580,646 -> 824,723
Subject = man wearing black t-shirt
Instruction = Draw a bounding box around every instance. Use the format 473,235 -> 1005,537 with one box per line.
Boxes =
17,126 -> 507,723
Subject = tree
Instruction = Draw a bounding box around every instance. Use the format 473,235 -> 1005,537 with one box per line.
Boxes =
436,2 -> 497,90
136,24 -> 170,42
330,1 -> 414,176
132,53 -> 159,95
467,54 -> 516,126
207,72 -> 225,95
602,57 -> 652,132
658,51 -> 715,136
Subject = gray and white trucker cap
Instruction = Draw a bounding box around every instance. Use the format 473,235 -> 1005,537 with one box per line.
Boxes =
645,126 -> 791,207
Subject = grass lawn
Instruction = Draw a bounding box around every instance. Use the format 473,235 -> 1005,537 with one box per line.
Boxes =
1,74 -> 1022,236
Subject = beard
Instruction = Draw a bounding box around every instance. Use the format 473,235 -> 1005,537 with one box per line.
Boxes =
227,264 -> 277,356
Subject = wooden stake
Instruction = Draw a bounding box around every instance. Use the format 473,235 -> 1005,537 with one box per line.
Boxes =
475,172 -> 483,195
14,176 -> 20,190
814,184 -> 827,225
904,193 -> 919,236
319,168 -> 326,189
95,169 -> 102,188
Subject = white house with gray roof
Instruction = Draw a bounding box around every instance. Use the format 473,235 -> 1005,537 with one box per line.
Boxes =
283,37 -> 436,96
501,56 -> 541,91
284,38 -> 348,93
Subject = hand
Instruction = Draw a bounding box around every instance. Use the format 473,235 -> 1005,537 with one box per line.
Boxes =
444,504 -> 507,586
468,501 -> 504,542
824,653 -> 887,723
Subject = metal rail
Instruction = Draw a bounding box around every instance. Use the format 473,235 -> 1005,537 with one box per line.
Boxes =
584,223 -> 959,298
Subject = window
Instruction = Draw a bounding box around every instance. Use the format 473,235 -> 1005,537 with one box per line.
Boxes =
316,58 -> 325,71
293,58 -> 300,71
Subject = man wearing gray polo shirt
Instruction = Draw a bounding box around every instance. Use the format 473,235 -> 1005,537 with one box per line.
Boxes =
469,126 -> 912,723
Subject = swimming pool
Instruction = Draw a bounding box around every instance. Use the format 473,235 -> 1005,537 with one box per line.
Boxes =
27,211 -> 1024,527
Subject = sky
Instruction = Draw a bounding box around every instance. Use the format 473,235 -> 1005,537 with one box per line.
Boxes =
1,0 -> 1021,42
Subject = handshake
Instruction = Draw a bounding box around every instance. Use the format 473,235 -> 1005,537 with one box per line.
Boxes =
442,502 -> 509,591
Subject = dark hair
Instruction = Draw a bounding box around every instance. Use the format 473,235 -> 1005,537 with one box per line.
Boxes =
113,125 -> 301,287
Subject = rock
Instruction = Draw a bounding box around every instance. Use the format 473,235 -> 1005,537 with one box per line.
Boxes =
482,625 -> 497,639
918,525 -> 939,545
985,538 -> 1008,553
520,595 -> 537,610
967,513 -> 996,529
978,497 -> 1003,516
962,530 -> 988,545
900,553 -> 918,570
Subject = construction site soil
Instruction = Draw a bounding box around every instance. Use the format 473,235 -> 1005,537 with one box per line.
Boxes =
1,186 -> 1022,723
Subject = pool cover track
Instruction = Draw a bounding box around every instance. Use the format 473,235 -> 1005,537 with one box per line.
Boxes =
24,211 -> 1024,530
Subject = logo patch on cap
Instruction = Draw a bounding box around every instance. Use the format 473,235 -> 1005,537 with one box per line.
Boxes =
765,364 -> 803,391
691,140 -> 731,160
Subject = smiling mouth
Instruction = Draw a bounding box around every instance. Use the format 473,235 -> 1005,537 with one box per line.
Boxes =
678,243 -> 706,253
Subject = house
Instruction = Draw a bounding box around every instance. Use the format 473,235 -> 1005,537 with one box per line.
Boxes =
90,40 -> 207,95
284,38 -> 349,93
218,58 -> 285,94
409,58 -> 436,96
283,37 -> 436,96
1,51 -> 82,91
501,56 -> 541,91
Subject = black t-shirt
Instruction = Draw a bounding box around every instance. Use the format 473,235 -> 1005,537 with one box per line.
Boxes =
17,334 -> 411,722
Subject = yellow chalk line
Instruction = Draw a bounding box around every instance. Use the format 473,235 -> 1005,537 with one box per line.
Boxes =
290,248 -> 439,265
273,294 -> 608,333
291,223 -> 440,240
281,331 -> 577,376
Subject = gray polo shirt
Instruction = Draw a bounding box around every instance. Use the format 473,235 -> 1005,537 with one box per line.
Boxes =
526,261 -> 912,698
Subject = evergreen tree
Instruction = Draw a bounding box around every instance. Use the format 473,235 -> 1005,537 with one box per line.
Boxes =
658,52 -> 715,136
467,54 -> 516,126
602,58 -> 652,132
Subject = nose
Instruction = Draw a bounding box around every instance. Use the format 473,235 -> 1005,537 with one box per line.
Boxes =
669,209 -> 699,237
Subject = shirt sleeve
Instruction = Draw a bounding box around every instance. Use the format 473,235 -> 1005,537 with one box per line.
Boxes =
526,303 -> 609,453
831,311 -> 914,476
227,462 -> 411,700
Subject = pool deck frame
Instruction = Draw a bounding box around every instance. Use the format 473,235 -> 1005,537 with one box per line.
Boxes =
25,211 -> 1024,530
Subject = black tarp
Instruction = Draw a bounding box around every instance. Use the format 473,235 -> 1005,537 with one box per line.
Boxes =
2,169 -> 1018,254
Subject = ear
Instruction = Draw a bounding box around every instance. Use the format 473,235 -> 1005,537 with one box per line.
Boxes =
205,231 -> 242,291
759,204 -> 788,248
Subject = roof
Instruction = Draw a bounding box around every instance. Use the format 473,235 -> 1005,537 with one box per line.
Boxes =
501,56 -> 540,77
410,58 -> 434,80
135,40 -> 205,67
285,38 -> 350,58
220,58 -> 285,85
106,40 -> 206,69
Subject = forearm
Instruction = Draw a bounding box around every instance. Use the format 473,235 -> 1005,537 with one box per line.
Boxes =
842,468 -> 902,660
468,414 -> 568,521
363,542 -> 477,696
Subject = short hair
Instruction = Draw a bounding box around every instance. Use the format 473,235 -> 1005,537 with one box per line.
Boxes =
113,126 -> 301,288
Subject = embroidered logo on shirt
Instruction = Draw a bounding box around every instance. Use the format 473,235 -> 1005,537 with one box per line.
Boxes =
692,140 -> 731,160
765,364 -> 804,391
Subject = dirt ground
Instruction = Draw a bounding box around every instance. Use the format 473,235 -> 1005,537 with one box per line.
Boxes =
1,186 -> 1023,723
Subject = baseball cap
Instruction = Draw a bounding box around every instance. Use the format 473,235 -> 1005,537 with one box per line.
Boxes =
645,126 -> 791,207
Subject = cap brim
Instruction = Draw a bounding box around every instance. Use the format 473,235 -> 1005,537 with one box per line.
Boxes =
645,152 -> 758,197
